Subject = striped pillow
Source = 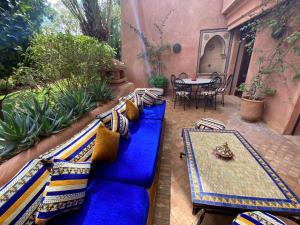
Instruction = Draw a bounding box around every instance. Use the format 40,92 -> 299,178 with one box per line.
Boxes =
35,159 -> 91,225
232,211 -> 286,225
96,110 -> 112,128
118,92 -> 135,103
142,89 -> 158,106
135,88 -> 164,97
40,119 -> 101,162
195,118 -> 225,130
133,92 -> 143,112
0,159 -> 49,225
111,110 -> 129,138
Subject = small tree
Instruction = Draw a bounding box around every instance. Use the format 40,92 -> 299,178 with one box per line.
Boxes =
127,9 -> 174,76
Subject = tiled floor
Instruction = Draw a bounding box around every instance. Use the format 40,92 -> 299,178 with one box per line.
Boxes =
153,95 -> 300,225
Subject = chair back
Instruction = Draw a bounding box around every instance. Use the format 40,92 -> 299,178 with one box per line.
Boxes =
178,72 -> 188,79
210,76 -> 222,90
170,74 -> 176,88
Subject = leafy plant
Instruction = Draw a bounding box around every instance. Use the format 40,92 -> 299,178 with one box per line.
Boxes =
55,85 -> 96,121
0,111 -> 41,160
87,79 -> 114,103
23,33 -> 115,85
19,96 -> 73,137
148,74 -> 168,89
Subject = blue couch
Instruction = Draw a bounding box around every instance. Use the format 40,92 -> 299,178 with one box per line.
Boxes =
49,101 -> 166,225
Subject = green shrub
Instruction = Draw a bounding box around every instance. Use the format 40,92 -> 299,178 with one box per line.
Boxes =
87,79 -> 114,103
26,33 -> 116,82
0,111 -> 41,160
148,74 -> 168,88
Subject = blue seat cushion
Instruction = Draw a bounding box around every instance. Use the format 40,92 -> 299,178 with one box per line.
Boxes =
48,179 -> 149,225
140,100 -> 166,120
92,118 -> 163,188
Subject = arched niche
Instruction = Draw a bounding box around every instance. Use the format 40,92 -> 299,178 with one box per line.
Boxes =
199,35 -> 226,73
196,29 -> 233,76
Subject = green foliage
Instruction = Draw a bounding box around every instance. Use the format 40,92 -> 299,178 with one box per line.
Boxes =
0,0 -> 51,78
0,111 -> 40,159
148,74 -> 168,89
24,33 -> 115,83
55,84 -> 96,121
240,0 -> 300,98
19,96 -> 72,137
87,79 -> 114,103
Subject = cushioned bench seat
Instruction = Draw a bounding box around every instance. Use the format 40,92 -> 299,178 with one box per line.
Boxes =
140,100 -> 166,121
49,179 -> 149,225
92,118 -> 163,188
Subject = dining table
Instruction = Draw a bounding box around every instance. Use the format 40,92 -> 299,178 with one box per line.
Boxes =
182,78 -> 212,86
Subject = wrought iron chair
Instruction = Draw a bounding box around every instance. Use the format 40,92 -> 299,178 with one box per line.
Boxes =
198,76 -> 222,111
170,74 -> 177,102
173,78 -> 192,110
217,74 -> 233,106
178,72 -> 189,79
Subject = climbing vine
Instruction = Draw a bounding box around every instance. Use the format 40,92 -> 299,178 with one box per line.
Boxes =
239,0 -> 300,99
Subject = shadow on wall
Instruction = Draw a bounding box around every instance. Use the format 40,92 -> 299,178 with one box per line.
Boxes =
199,35 -> 226,74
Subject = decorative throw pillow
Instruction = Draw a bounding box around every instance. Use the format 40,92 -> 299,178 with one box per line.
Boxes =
91,123 -> 120,162
114,101 -> 127,115
126,99 -> 139,121
96,110 -> 112,128
195,118 -> 225,130
0,159 -> 49,225
35,159 -> 91,225
133,92 -> 143,112
111,110 -> 129,137
141,89 -> 158,106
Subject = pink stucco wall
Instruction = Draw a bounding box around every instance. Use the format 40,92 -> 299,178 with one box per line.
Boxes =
246,28 -> 300,134
121,0 -> 228,88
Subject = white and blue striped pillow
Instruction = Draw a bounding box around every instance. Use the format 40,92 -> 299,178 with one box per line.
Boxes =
195,118 -> 225,130
111,110 -> 129,138
0,159 -> 49,225
35,159 -> 91,225
141,89 -> 158,106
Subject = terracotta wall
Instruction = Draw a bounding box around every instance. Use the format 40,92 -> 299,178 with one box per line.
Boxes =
121,0 -> 228,88
245,28 -> 300,134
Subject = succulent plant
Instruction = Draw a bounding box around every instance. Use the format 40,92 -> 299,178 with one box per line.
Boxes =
0,111 -> 41,159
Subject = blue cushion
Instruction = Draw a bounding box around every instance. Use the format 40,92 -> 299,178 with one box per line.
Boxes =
140,100 -> 166,121
48,179 -> 149,225
92,118 -> 163,188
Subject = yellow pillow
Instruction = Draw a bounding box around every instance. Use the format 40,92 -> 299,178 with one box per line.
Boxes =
91,123 -> 120,162
126,99 -> 139,121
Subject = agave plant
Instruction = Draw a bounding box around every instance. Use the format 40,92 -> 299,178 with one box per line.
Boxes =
88,80 -> 114,103
56,87 -> 96,121
19,96 -> 72,137
0,111 -> 41,160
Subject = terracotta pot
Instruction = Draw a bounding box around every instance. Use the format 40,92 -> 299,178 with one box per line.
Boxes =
240,97 -> 264,122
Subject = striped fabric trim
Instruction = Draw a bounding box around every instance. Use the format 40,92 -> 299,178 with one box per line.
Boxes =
118,92 -> 135,103
232,211 -> 286,225
35,159 -> 91,225
111,110 -> 129,138
142,89 -> 158,106
195,118 -> 225,130
40,119 -> 101,162
0,159 -> 49,225
114,101 -> 127,115
135,88 -> 164,97
96,110 -> 112,127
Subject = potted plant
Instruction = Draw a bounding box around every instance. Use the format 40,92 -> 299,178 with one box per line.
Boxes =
237,74 -> 276,122
148,74 -> 169,95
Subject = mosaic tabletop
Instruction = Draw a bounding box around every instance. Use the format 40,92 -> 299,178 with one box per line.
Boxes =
182,129 -> 300,215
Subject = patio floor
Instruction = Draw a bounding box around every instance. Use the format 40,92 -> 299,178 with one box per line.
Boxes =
153,94 -> 300,225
